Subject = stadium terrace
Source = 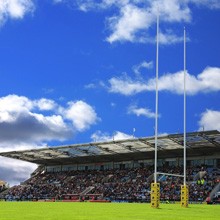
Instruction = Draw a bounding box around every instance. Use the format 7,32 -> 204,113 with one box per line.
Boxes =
0,130 -> 220,203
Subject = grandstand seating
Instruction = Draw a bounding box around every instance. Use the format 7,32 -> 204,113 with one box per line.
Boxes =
1,165 -> 219,202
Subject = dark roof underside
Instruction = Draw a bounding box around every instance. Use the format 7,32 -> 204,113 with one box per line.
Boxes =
0,130 -> 220,166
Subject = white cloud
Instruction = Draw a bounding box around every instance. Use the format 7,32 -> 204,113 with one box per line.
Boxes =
198,109 -> 220,131
91,130 -> 132,142
105,0 -> 192,43
0,94 -> 101,186
138,30 -> 187,45
0,95 -> 72,143
133,61 -> 153,75
0,156 -> 37,186
0,95 -> 101,145
35,98 -> 57,111
0,0 -> 35,25
158,132 -> 168,136
0,143 -> 41,186
107,67 -> 220,96
189,0 -> 220,9
108,73 -> 150,95
128,104 -> 157,118
84,81 -> 108,90
157,67 -> 220,95
54,0 -> 63,3
0,142 -> 43,186
60,100 -> 100,131
158,31 -> 184,45
73,0 -> 126,12
70,0 -> 220,12
151,0 -> 191,22
42,88 -> 54,94
113,131 -> 133,140
106,3 -> 154,43
0,94 -> 34,113
0,141 -> 41,153
54,0 -> 219,44
0,95 -> 70,185
84,83 -> 96,89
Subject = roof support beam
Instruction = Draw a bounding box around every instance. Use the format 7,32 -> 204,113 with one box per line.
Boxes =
139,140 -> 156,150
95,145 -> 117,155
114,143 -> 140,152
49,148 -> 76,158
200,134 -> 220,148
168,136 -> 192,149
69,146 -> 98,157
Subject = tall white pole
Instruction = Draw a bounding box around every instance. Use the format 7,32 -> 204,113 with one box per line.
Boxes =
154,7 -> 159,183
184,27 -> 186,185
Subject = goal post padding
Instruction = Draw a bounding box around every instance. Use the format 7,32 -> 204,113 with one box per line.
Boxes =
151,183 -> 160,208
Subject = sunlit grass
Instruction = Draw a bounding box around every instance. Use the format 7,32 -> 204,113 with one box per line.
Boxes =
0,202 -> 219,220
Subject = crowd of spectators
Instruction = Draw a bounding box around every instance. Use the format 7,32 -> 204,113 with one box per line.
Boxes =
1,165 -> 219,202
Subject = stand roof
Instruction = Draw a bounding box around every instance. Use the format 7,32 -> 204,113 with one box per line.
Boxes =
0,130 -> 220,166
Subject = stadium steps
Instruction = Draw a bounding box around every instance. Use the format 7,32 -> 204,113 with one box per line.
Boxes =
21,173 -> 41,185
80,186 -> 95,195
158,175 -> 167,181
102,175 -> 111,183
20,166 -> 45,186
193,171 -> 206,182
147,174 -> 154,183
147,173 -> 160,183
207,182 -> 220,201
64,176 -> 74,183
20,177 -> 31,186
31,165 -> 45,177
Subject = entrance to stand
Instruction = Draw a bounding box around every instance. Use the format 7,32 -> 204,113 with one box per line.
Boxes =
187,160 -> 191,166
120,164 -> 125,170
164,162 -> 169,167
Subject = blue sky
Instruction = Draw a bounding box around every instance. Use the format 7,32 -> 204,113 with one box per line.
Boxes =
0,0 -> 220,185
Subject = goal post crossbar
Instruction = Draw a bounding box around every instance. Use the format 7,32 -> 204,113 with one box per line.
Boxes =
156,172 -> 184,178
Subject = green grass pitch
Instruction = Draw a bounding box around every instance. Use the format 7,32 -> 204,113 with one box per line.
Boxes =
0,202 -> 220,220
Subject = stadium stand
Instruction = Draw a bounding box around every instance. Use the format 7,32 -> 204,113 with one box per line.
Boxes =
0,165 -> 219,203
0,130 -> 220,203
